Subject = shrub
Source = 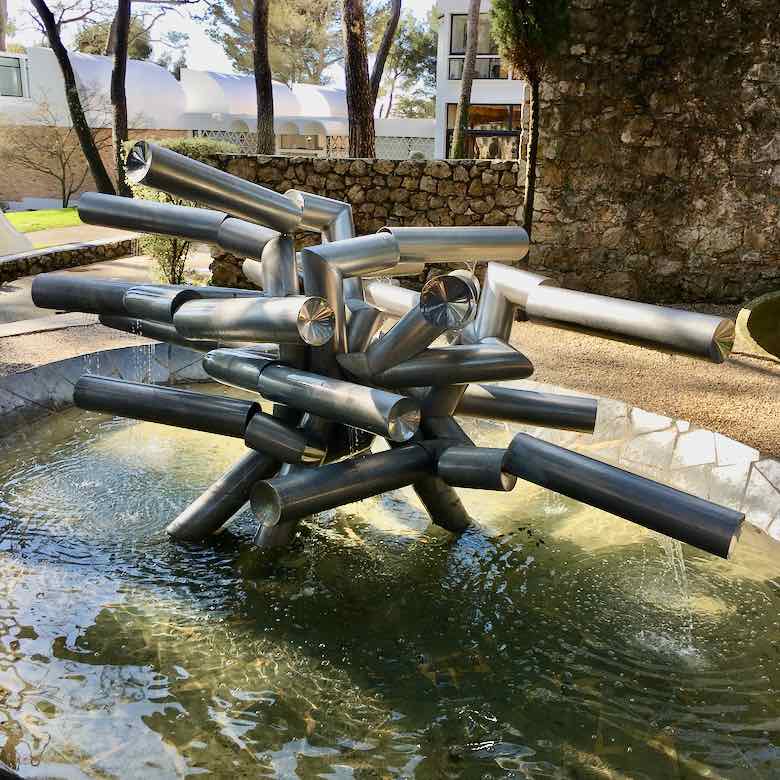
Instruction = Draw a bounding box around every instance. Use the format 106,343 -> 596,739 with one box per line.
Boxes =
124,137 -> 238,284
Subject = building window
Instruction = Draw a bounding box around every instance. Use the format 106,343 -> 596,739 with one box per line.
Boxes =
448,56 -> 507,80
445,103 -> 523,160
448,14 -> 507,80
279,134 -> 324,152
0,56 -> 24,98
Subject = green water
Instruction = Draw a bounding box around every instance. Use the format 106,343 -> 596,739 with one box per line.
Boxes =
0,403 -> 779,778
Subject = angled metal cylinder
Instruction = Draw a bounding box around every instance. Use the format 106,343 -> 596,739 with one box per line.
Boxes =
419,272 -> 479,329
244,411 -> 326,464
522,286 -> 736,363
259,234 -> 298,296
173,295 -> 334,346
202,349 -> 421,442
464,263 -> 553,343
166,449 -> 279,541
378,225 -> 530,263
123,286 -> 202,323
216,217 -> 279,261
504,433 -> 744,559
126,141 -> 303,233
285,189 -> 354,241
78,191 -> 227,242
363,280 -> 420,318
437,446 -> 516,491
346,299 -> 385,353
369,339 -> 534,387
242,258 -> 264,288
99,315 -> 224,353
408,473 -> 473,532
363,261 -> 426,278
456,384 -> 598,433
73,375 -> 259,438
32,274 -> 136,316
250,444 -> 433,527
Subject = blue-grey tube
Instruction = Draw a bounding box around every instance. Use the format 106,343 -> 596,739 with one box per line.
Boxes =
166,449 -> 279,541
456,384 -> 598,433
32,274 -> 136,315
504,433 -> 744,558
244,411 -> 325,464
437,446 -> 516,491
73,375 -> 258,438
98,315 -> 224,353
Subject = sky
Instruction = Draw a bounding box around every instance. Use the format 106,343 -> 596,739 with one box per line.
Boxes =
7,0 -> 437,85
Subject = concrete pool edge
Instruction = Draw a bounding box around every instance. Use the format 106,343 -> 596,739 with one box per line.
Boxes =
0,343 -> 778,542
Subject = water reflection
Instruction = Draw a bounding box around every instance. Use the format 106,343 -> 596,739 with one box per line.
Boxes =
0,405 -> 778,778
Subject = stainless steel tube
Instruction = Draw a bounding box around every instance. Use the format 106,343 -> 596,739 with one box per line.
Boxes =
456,385 -> 598,433
285,190 -> 354,240
346,299 -> 385,353
202,349 -> 421,442
242,258 -> 264,288
216,217 -> 279,261
32,275 -> 135,315
437,446 -> 516,491
522,286 -> 736,363
504,433 -> 744,558
362,262 -> 425,278
409,474 -> 473,532
98,315 -> 224,353
419,272 -> 479,329
378,226 -> 530,263
368,339 -> 534,387
166,449 -> 279,541
126,141 -> 303,233
78,191 -> 227,242
244,411 -> 326,464
363,280 -> 420,318
173,296 -> 334,346
74,375 -> 259,438
259,235 -> 298,296
464,263 -> 552,343
123,286 -> 202,324
250,444 -> 433,526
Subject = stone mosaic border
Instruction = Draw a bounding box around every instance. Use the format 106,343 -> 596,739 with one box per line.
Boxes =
0,236 -> 139,284
0,347 -> 777,541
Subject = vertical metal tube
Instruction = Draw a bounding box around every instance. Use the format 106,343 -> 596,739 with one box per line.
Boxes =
260,234 -> 298,296
346,299 -> 385,353
166,449 -> 279,541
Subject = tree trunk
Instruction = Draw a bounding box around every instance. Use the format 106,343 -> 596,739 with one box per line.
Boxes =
522,76 -> 540,239
369,0 -> 400,105
0,0 -> 8,51
450,0 -> 479,158
103,11 -> 119,55
110,0 -> 132,196
342,0 -> 375,157
31,0 -> 116,195
252,0 -> 276,154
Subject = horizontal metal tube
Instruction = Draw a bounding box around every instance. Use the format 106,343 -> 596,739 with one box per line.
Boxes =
78,191 -> 227,242
362,262 -> 425,278
99,315 -> 223,352
73,375 -> 258,438
250,444 -> 432,526
123,285 -> 201,323
216,217 -> 279,261
244,411 -> 325,464
303,234 -> 400,276
456,385 -> 598,433
370,339 -> 534,387
285,190 -> 353,239
127,141 -> 303,233
173,295 -> 334,346
523,286 -> 735,363
166,449 -> 279,541
437,446 -> 516,491
363,280 -> 420,318
505,433 -> 744,558
378,226 -> 530,263
32,275 -> 136,315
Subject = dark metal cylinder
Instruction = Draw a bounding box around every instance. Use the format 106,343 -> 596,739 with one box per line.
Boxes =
123,286 -> 201,323
437,446 -> 516,491
250,444 -> 433,526
244,411 -> 325,464
126,141 -> 303,233
504,433 -> 744,558
32,274 -> 135,315
98,315 -> 223,352
73,375 -> 258,438
166,449 -> 279,541
410,474 -> 473,532
456,385 -> 598,433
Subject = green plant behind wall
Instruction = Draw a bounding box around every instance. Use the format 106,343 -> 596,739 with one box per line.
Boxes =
124,137 -> 238,284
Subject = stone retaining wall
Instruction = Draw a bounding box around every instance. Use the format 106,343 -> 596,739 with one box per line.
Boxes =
0,237 -> 138,284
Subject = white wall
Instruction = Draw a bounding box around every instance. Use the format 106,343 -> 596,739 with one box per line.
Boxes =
434,0 -> 525,157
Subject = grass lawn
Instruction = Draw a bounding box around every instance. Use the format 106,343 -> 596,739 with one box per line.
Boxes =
6,208 -> 82,233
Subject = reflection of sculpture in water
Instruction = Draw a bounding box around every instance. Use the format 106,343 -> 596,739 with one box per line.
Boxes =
29,140 -> 745,564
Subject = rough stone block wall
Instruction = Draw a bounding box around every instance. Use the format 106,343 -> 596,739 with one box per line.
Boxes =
530,0 -> 780,302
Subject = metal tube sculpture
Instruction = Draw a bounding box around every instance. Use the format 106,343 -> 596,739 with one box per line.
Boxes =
29,140 -> 747,560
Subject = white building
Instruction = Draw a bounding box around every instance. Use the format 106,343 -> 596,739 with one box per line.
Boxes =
434,0 -> 526,159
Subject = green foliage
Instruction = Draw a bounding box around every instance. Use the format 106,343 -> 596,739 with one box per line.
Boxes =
5,208 -> 81,234
75,17 -> 153,60
125,137 -> 237,284
490,0 -> 570,80
393,95 -> 434,119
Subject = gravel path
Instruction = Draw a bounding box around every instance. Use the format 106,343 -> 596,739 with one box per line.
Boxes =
1,308 -> 778,456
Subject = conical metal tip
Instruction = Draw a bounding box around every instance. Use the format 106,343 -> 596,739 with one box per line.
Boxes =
420,274 -> 478,329
297,297 -> 335,346
125,141 -> 152,184
712,319 -> 735,363
386,399 -> 421,442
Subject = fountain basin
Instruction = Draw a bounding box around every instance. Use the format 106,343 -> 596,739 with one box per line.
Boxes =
734,290 -> 780,363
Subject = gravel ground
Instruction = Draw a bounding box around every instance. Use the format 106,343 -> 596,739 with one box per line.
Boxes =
1,307 -> 777,456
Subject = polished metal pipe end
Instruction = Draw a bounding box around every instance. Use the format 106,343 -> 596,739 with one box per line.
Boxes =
126,140 -> 153,183
202,348 -> 277,392
297,296 -> 337,346
710,319 -> 736,363
250,482 -> 285,527
386,398 -> 422,443
420,273 -> 478,329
